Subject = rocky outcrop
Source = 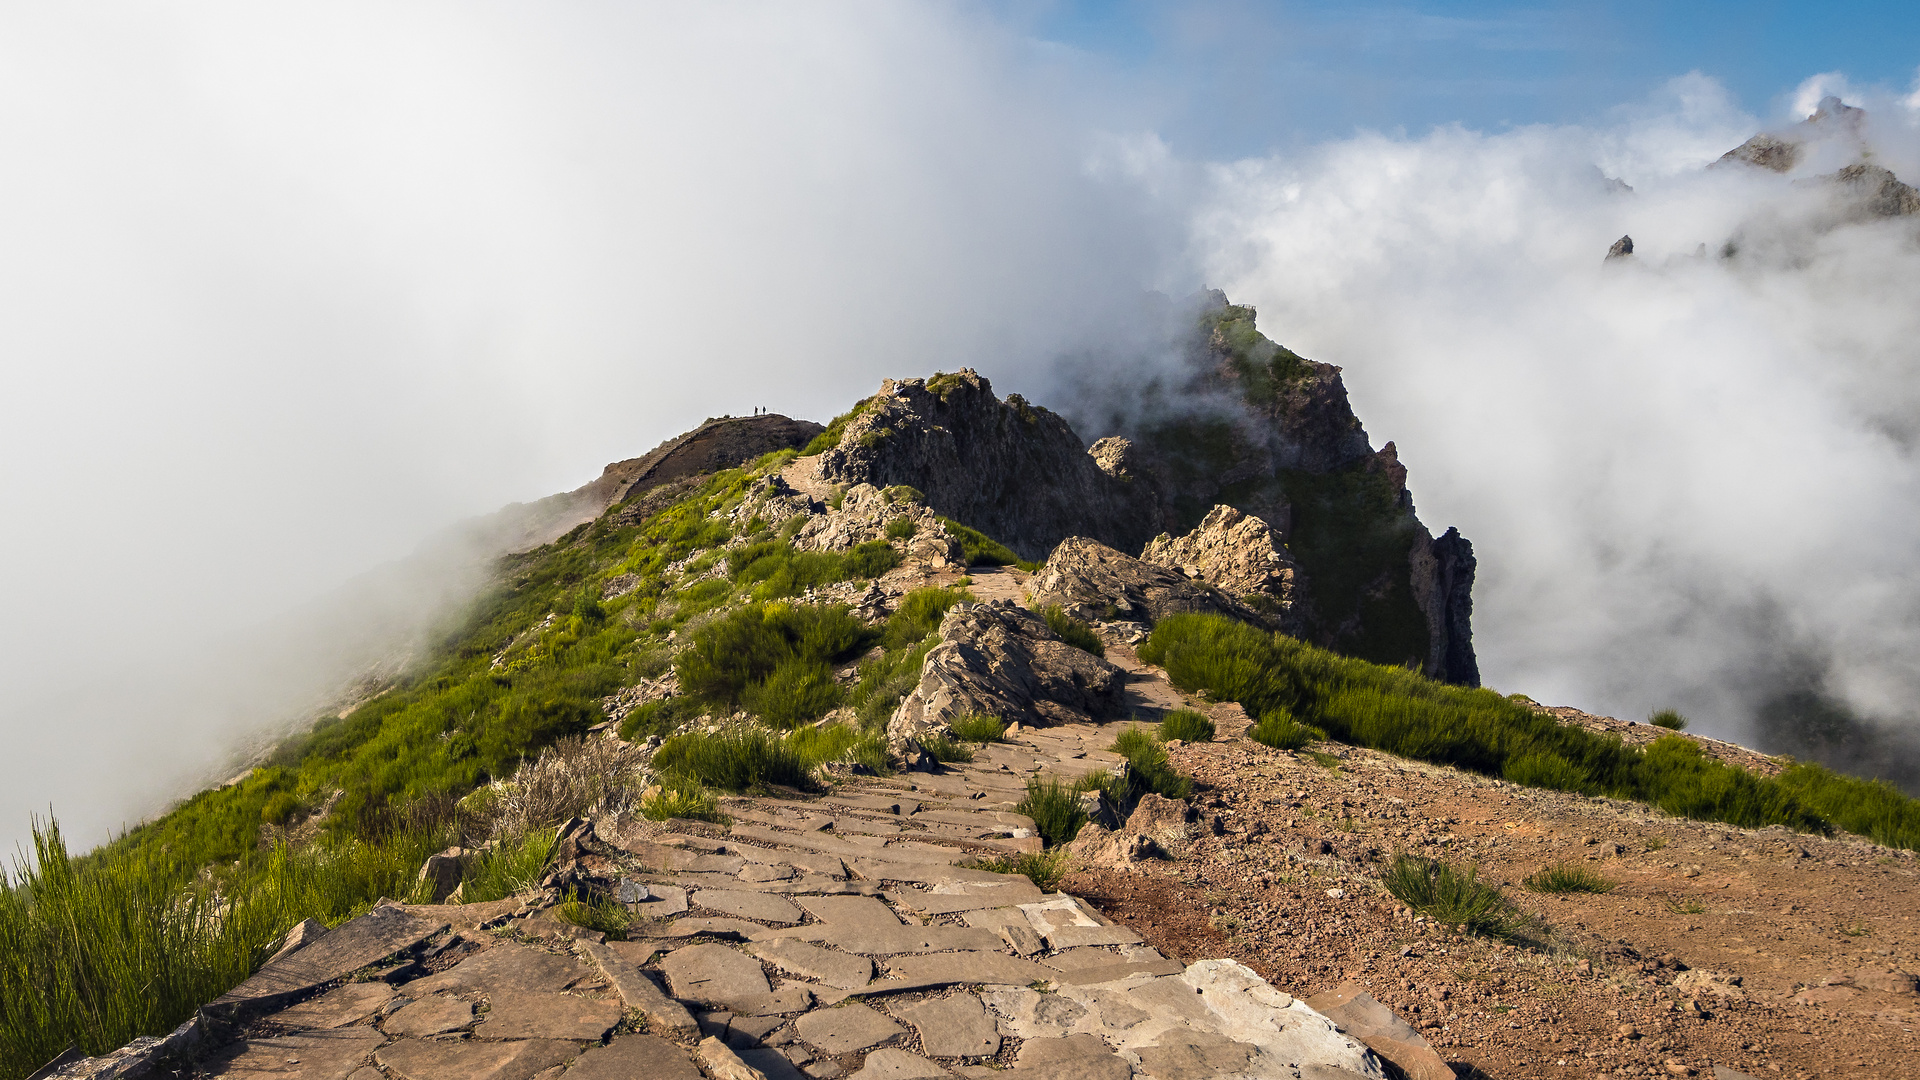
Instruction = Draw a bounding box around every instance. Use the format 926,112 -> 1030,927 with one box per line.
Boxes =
1060,294 -> 1479,682
1826,163 -> 1920,220
1418,527 -> 1479,687
783,482 -> 963,566
1141,504 -> 1299,629
887,601 -> 1127,741
1031,536 -> 1264,629
1606,234 -> 1634,260
813,370 -> 1164,561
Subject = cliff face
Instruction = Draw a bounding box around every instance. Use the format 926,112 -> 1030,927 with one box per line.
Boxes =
801,297 -> 1478,685
1111,296 -> 1479,684
813,370 -> 1164,561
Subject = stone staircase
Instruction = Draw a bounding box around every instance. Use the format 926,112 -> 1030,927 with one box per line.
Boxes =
47,712 -> 1402,1080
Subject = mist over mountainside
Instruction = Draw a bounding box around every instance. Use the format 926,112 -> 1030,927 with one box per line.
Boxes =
1191,80 -> 1920,792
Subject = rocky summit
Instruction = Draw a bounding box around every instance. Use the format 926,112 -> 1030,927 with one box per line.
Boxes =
19,295 -> 1920,1080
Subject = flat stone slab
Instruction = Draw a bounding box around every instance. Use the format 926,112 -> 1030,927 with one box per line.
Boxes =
405,942 -> 589,996
848,1048 -> 955,1079
868,951 -> 1053,993
1009,1034 -> 1131,1080
566,1034 -> 703,1080
896,993 -> 1000,1058
634,884 -> 691,917
205,905 -> 447,1023
661,942 -> 773,1009
695,889 -> 804,923
396,898 -> 524,931
658,916 -> 768,939
750,939 -> 875,989
375,1036 -> 577,1080
203,1026 -> 386,1079
267,982 -> 396,1029
885,880 -> 1042,915
796,895 -> 901,931
473,990 -> 623,1041
381,994 -> 474,1037
582,940 -> 699,1036
795,1002 -> 904,1054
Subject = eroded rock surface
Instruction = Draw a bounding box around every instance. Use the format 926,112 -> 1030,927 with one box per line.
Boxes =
887,601 -> 1126,742
1141,504 -> 1297,619
813,370 -> 1165,561
1030,537 -> 1259,629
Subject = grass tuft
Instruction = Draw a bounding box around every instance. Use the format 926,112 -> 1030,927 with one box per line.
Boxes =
950,714 -> 1008,742
459,828 -> 557,902
919,734 -> 974,763
1649,709 -> 1688,731
1160,709 -> 1215,743
1522,862 -> 1618,894
939,517 -> 1041,572
1248,708 -> 1326,751
554,888 -> 634,940
962,850 -> 1066,892
1017,777 -> 1088,848
640,776 -> 727,824
1383,854 -> 1527,941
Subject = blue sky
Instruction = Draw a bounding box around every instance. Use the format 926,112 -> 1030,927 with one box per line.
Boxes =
1001,0 -> 1920,156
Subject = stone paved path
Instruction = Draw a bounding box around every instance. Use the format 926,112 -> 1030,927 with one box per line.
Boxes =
119,706 -> 1392,1080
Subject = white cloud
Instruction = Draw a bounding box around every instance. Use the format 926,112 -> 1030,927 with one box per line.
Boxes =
1194,75 -> 1920,752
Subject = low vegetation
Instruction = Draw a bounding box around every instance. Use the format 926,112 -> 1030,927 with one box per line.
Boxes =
1042,605 -> 1104,657
1650,709 -> 1689,731
1248,708 -> 1326,751
1140,614 -> 1920,849
1105,725 -> 1192,811
950,714 -> 1008,742
918,733 -> 974,764
1383,854 -> 1528,941
553,888 -> 634,939
650,726 -> 819,793
962,849 -> 1067,892
675,601 -> 873,726
1159,709 -> 1215,743
939,517 -> 1040,572
1017,777 -> 1087,848
1522,862 -> 1618,894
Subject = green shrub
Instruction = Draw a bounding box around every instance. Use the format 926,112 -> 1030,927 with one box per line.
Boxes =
674,602 -> 873,724
844,539 -> 903,579
1778,763 -> 1920,851
639,776 -> 726,824
1522,862 -> 1617,894
1649,709 -> 1688,731
1142,613 -> 1845,841
1383,854 -> 1526,940
1017,777 -> 1088,848
1503,751 -> 1592,793
1248,709 -> 1325,750
651,727 -> 818,793
885,517 -> 918,541
1042,605 -> 1104,657
938,517 -> 1041,572
962,850 -> 1066,892
1160,709 -> 1215,743
920,734 -> 974,763
950,714 -> 1007,742
555,888 -> 634,939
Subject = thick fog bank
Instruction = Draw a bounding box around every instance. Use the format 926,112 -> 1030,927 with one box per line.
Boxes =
0,2 -> 1181,856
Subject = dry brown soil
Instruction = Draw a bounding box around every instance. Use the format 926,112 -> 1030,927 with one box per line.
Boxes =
1065,735 -> 1920,1080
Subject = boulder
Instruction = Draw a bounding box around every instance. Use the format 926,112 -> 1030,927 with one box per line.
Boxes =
1032,537 -> 1258,628
888,601 -> 1127,741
